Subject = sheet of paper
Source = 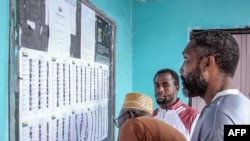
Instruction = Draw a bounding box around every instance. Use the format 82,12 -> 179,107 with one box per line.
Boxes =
81,3 -> 96,61
70,0 -> 77,35
48,0 -> 71,58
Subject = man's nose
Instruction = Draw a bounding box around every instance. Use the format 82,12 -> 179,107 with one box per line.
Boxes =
157,86 -> 164,93
179,64 -> 184,74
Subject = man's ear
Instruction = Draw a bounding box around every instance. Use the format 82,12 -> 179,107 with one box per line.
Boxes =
202,56 -> 215,71
175,85 -> 179,92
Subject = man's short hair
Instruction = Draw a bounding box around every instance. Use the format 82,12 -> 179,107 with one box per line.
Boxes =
191,30 -> 239,77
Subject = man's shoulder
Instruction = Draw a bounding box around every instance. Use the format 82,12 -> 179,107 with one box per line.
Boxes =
178,100 -> 200,114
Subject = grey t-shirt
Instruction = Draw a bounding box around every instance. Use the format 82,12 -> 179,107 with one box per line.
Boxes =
191,89 -> 250,141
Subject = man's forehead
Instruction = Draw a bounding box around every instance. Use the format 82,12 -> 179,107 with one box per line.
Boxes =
183,40 -> 195,54
182,41 -> 197,58
154,74 -> 173,82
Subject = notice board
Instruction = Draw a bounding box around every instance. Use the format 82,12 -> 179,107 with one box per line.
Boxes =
10,0 -> 116,141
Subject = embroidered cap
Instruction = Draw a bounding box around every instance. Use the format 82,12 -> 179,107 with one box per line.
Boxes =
122,92 -> 154,114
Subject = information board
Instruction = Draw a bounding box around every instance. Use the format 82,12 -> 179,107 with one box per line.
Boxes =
11,0 -> 116,141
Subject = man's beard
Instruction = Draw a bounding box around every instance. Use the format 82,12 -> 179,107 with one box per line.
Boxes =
156,95 -> 173,105
156,96 -> 167,105
180,67 -> 207,98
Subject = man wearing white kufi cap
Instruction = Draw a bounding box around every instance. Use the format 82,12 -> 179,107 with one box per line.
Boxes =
114,92 -> 187,141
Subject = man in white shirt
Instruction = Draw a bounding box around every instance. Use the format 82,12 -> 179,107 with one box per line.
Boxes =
153,68 -> 200,141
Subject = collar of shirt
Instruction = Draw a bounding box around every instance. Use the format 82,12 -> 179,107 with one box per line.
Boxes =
211,89 -> 239,102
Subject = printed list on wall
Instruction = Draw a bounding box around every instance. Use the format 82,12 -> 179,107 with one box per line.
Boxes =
16,0 -> 115,141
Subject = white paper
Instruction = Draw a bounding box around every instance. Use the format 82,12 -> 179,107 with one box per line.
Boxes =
48,0 -> 71,58
70,0 -> 77,35
81,3 -> 96,61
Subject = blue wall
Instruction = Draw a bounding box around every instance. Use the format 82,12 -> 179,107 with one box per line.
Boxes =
0,0 -> 9,140
132,0 -> 250,107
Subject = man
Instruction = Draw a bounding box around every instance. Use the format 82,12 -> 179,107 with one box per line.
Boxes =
115,92 -> 187,141
153,68 -> 199,140
180,30 -> 250,141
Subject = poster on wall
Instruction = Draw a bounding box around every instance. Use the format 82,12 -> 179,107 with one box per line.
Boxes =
95,15 -> 112,65
48,0 -> 71,58
80,3 -> 96,62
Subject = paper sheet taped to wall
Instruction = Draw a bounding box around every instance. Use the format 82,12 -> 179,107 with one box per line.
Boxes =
18,48 -> 109,141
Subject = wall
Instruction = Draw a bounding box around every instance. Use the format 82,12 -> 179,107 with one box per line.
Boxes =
132,0 -> 250,107
0,0 -> 9,140
3,0 -> 250,141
